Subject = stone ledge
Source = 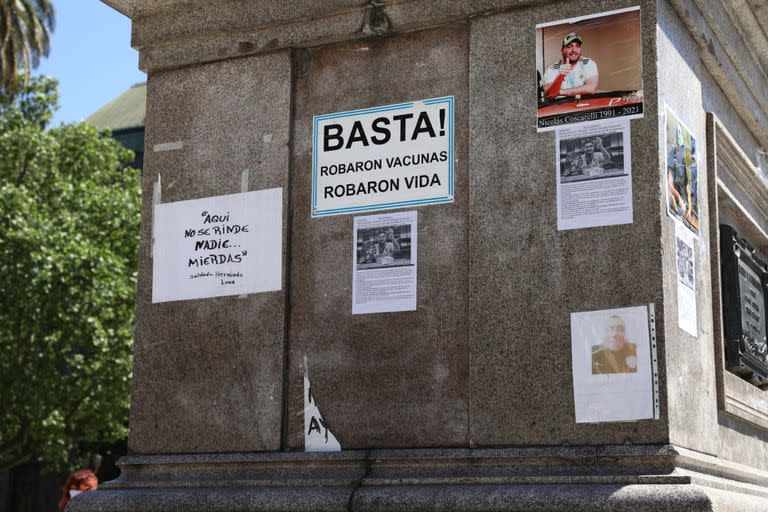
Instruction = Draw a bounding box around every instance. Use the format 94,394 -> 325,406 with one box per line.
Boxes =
67,445 -> 768,511
65,483 -> 764,512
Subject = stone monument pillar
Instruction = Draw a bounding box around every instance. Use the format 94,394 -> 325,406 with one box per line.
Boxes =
74,0 -> 768,510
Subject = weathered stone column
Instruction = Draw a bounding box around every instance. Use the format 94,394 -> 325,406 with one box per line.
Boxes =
73,0 -> 768,510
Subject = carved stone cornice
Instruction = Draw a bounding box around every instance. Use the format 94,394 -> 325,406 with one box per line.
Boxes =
668,0 -> 768,148
103,0 -> 555,72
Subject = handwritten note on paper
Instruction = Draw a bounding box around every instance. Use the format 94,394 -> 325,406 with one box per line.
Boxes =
152,188 -> 282,303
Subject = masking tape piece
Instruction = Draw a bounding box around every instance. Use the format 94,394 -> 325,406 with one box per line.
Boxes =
153,141 -> 184,152
238,169 -> 250,298
151,174 -> 162,257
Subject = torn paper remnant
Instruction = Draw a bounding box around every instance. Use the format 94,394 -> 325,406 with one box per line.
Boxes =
304,373 -> 341,452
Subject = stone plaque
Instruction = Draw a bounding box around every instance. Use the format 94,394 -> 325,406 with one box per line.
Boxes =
720,224 -> 768,384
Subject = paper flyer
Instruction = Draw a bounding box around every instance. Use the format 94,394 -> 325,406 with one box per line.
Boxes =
675,223 -> 697,336
352,210 -> 417,314
556,118 -> 633,230
304,372 -> 341,452
664,105 -> 699,235
571,305 -> 657,423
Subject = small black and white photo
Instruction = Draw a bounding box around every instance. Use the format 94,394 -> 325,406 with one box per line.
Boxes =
558,131 -> 626,184
676,236 -> 694,290
355,223 -> 413,271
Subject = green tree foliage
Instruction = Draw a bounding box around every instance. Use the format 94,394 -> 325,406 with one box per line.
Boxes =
0,0 -> 55,92
0,76 -> 140,472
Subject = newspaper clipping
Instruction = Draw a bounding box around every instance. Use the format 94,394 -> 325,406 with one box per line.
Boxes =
571,305 -> 657,423
556,118 -> 632,230
352,210 -> 417,314
675,223 -> 697,336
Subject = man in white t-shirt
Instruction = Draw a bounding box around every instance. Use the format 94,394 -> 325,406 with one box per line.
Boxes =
370,228 -> 400,265
542,32 -> 599,99
568,137 -> 612,177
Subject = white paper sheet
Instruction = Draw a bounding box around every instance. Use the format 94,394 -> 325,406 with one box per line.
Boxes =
675,223 -> 697,336
571,305 -> 656,423
304,373 -> 341,452
152,188 -> 282,303
352,210 -> 417,314
556,119 -> 633,230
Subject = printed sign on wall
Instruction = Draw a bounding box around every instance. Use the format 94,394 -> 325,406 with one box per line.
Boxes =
152,188 -> 283,303
312,97 -> 454,217
664,105 -> 699,235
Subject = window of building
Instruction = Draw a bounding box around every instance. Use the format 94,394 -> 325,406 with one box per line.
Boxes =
707,113 -> 768,429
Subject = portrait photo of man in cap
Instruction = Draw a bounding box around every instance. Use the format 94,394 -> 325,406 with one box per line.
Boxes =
536,7 -> 644,130
542,32 -> 599,99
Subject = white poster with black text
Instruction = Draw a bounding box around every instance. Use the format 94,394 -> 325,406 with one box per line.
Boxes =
304,371 -> 341,452
313,98 -> 454,217
152,188 -> 282,303
352,210 -> 417,314
556,118 -> 633,230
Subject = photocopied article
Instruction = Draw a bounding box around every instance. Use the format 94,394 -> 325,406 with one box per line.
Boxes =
556,118 -> 633,230
675,222 -> 697,336
352,210 -> 417,314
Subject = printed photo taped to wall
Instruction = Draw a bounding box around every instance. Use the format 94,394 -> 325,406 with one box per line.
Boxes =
312,97 -> 454,217
536,6 -> 644,131
664,105 -> 699,235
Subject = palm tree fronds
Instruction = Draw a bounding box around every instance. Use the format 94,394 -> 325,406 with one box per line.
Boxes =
0,0 -> 54,92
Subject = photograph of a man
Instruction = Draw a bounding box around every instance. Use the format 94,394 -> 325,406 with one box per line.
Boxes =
571,305 -> 655,422
536,7 -> 643,131
591,315 -> 638,374
542,32 -> 598,99
356,224 -> 411,270
370,228 -> 400,265
564,136 -> 613,178
558,127 -> 627,184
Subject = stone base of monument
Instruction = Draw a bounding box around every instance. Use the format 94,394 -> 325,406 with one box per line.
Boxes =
68,445 -> 768,511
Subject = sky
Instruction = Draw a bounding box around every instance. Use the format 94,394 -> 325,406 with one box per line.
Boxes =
36,1 -> 146,127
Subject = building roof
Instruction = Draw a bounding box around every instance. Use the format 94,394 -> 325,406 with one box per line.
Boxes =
85,82 -> 146,132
